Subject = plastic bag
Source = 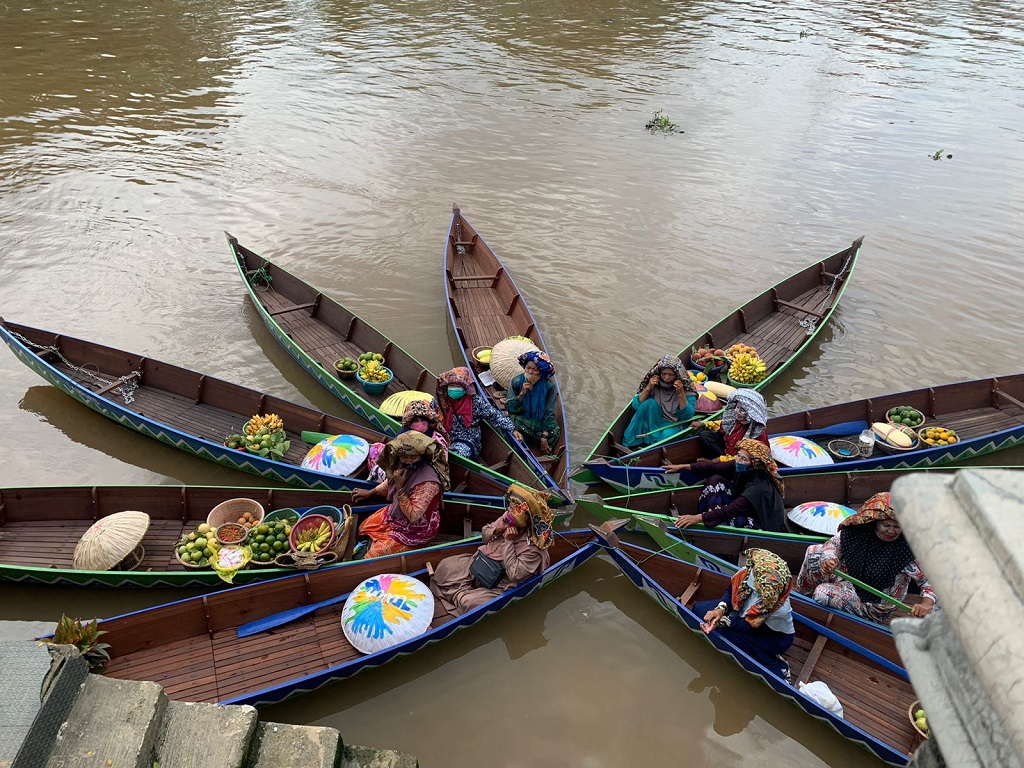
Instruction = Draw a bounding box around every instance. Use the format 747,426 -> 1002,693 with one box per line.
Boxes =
798,681 -> 844,718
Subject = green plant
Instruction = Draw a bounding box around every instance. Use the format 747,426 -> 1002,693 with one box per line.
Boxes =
43,615 -> 111,672
645,110 -> 682,135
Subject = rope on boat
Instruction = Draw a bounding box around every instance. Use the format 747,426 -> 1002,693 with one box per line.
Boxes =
9,330 -> 141,405
797,247 -> 857,336
246,259 -> 274,292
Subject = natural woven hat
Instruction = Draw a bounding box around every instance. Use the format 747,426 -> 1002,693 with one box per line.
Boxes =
72,511 -> 150,571
489,337 -> 541,389
380,390 -> 433,418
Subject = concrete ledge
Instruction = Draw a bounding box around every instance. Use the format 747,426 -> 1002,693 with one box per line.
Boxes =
341,745 -> 418,768
249,722 -> 341,768
44,676 -> 166,768
156,700 -> 258,768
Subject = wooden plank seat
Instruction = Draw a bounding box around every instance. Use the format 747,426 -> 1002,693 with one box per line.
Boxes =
94,371 -> 141,397
268,301 -> 318,317
774,298 -> 826,319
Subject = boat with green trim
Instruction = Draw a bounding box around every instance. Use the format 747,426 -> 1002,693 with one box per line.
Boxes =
227,233 -> 556,500
0,485 -> 523,588
0,320 -> 509,502
571,237 -> 862,486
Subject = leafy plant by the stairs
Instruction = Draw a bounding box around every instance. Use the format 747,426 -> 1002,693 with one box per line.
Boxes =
42,615 -> 112,672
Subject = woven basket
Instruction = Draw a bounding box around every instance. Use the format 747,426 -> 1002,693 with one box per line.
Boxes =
827,439 -> 860,461
471,346 -> 493,369
917,425 -> 959,447
334,362 -> 357,380
174,547 -> 210,570
301,505 -> 343,526
909,700 -> 929,741
332,505 -> 355,558
207,498 -> 265,529
289,513 -> 337,555
886,407 -> 925,430
874,425 -> 920,455
356,367 -> 393,395
214,522 -> 248,546
113,543 -> 145,572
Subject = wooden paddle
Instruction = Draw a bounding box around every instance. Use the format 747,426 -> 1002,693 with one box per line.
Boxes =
236,567 -> 429,638
834,569 -> 913,613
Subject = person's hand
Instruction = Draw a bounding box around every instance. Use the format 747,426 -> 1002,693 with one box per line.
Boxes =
820,557 -> 839,576
503,525 -> 519,540
391,467 -> 408,489
521,379 -> 534,394
700,607 -> 724,634
646,376 -> 658,391
351,488 -> 374,503
675,513 -> 703,529
673,379 -> 684,394
911,600 -> 935,618
662,463 -> 688,473
512,430 -> 524,442
691,419 -> 705,431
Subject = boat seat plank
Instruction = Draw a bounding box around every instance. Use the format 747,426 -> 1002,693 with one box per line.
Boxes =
774,298 -> 826,319
268,302 -> 317,317
94,371 -> 141,397
450,273 -> 500,283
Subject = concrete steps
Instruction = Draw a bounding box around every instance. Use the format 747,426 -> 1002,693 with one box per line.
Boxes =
6,643 -> 417,768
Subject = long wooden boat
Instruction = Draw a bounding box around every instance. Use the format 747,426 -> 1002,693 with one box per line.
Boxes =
0,485 -> 525,588
444,206 -> 570,500
0,320 -> 507,503
579,373 -> 1024,493
572,238 -> 863,486
602,539 -> 918,765
97,531 -> 600,706
226,234 -> 551,499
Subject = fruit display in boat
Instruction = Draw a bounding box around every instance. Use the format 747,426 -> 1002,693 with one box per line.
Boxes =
692,347 -> 727,368
920,426 -> 958,446
887,406 -> 924,428
475,348 -> 492,363
175,524 -> 220,567
246,520 -> 293,563
358,352 -> 385,366
727,343 -> 757,358
224,413 -> 290,460
358,360 -> 392,383
335,356 -> 358,372
728,352 -> 768,384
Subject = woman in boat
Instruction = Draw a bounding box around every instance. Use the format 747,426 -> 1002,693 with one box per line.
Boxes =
433,367 -> 522,459
796,492 -> 938,624
691,388 -> 770,459
694,548 -> 795,680
666,438 -> 786,532
623,355 -> 698,449
366,401 -> 448,484
505,351 -> 560,455
350,430 -> 449,559
429,483 -> 554,617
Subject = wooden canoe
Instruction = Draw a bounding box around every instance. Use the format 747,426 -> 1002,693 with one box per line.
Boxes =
603,539 -> 918,765
0,320 -> 507,503
227,234 -> 550,498
579,373 -> 1024,493
98,531 -> 601,706
444,206 -> 570,500
572,238 -> 862,485
0,485 -> 524,588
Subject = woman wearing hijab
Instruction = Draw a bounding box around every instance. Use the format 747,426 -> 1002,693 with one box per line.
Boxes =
433,367 -> 522,460
506,351 -> 560,455
796,492 -> 938,624
365,401 -> 448,484
351,430 -> 450,559
694,548 -> 796,680
667,438 -> 786,532
623,355 -> 698,448
429,484 -> 554,617
692,388 -> 770,459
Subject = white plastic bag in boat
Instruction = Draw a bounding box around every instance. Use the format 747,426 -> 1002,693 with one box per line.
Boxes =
798,681 -> 845,718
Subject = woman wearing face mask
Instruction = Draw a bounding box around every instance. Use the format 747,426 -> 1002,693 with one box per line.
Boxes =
433,367 -> 522,460
363,401 -> 448,485
350,430 -> 450,559
691,388 -> 770,459
622,355 -> 698,449
667,438 -> 786,532
505,351 -> 560,455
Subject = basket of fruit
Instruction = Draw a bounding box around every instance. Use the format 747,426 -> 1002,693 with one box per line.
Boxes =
223,413 -> 291,460
207,498 -> 265,530
726,351 -> 768,388
356,360 -> 394,395
887,406 -> 925,430
472,346 -> 493,368
909,700 -> 929,740
174,524 -> 217,569
334,357 -> 359,379
690,347 -> 730,379
246,519 -> 294,566
289,514 -> 337,555
264,507 -> 300,525
918,425 -> 959,447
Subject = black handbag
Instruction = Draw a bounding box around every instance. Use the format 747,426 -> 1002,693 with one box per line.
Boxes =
469,551 -> 505,589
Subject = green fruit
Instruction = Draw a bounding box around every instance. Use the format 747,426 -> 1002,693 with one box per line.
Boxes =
260,543 -> 270,553
178,545 -> 187,555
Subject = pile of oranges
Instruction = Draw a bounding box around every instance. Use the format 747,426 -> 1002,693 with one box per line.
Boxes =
920,426 -> 958,446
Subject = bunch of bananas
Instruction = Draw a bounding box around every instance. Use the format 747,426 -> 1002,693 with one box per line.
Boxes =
295,521 -> 333,552
729,352 -> 768,384
245,413 -> 283,435
359,360 -> 392,383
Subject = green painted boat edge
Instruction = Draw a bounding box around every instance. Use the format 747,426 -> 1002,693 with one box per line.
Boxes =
570,239 -> 862,477
228,234 -> 542,497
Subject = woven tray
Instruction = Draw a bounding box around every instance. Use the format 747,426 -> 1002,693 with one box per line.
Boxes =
874,425 -> 920,455
826,438 -> 860,461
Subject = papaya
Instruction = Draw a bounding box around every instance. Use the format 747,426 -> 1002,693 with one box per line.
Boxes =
871,421 -> 913,448
704,381 -> 736,399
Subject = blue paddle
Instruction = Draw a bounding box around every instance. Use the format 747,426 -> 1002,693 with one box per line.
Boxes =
236,567 -> 429,638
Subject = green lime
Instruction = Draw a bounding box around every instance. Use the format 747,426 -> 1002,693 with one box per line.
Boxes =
273,540 -> 284,551
260,543 -> 270,553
